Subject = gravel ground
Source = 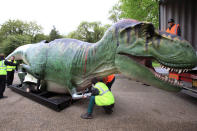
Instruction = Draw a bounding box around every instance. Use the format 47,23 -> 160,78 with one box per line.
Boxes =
0,74 -> 197,131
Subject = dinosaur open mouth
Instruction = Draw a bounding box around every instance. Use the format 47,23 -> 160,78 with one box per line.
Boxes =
118,53 -> 192,87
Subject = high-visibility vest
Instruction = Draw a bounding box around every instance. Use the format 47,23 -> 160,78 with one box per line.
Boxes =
166,24 -> 179,35
7,60 -> 16,71
0,60 -> 7,75
94,82 -> 115,106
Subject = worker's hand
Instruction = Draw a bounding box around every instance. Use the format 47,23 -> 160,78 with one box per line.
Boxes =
20,64 -> 24,67
82,95 -> 87,99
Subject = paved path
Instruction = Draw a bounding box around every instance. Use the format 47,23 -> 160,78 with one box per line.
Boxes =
0,74 -> 197,131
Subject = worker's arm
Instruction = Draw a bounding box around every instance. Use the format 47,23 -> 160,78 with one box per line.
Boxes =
91,88 -> 99,96
82,87 -> 99,99
4,60 -> 17,66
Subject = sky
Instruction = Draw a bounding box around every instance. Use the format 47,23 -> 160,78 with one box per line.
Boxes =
0,0 -> 118,35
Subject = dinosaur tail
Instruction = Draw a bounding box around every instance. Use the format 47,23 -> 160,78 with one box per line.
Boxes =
6,44 -> 29,62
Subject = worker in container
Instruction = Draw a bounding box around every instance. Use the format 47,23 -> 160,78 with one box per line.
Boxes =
166,18 -> 181,36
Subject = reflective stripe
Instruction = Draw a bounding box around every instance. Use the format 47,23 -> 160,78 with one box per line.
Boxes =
94,82 -> 115,106
0,60 -> 7,75
7,60 -> 16,71
0,60 -> 4,67
95,85 -> 109,96
0,60 -> 6,68
166,24 -> 179,35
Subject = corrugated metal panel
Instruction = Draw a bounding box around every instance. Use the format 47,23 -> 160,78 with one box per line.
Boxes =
159,0 -> 197,50
194,3 -> 197,49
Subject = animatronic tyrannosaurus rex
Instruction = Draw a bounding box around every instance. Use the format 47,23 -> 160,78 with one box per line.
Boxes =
6,19 -> 197,99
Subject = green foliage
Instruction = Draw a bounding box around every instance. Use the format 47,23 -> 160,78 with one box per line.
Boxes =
109,0 -> 159,28
48,26 -> 62,42
2,35 -> 32,56
67,21 -> 110,43
0,19 -> 42,40
33,34 -> 49,43
108,2 -> 122,23
0,19 -> 44,55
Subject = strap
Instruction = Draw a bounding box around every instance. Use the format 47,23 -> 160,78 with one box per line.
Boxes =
174,24 -> 179,35
95,85 -> 109,96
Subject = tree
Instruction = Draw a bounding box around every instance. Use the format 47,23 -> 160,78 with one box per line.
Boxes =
0,19 -> 43,55
26,21 -> 43,37
2,34 -> 32,56
48,26 -> 62,41
108,2 -> 122,23
109,0 -> 159,28
33,33 -> 49,43
0,19 -> 42,40
66,21 -> 110,43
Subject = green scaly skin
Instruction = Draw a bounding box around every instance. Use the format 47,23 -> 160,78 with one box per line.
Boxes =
6,19 -> 197,99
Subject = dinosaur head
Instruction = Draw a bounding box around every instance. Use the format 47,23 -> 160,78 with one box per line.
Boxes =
112,19 -> 197,91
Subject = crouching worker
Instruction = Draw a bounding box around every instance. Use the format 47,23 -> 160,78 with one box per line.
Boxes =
81,78 -> 115,119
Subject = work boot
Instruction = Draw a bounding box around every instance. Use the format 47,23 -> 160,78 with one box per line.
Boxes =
81,113 -> 93,119
103,105 -> 114,114
0,96 -> 8,99
104,108 -> 113,114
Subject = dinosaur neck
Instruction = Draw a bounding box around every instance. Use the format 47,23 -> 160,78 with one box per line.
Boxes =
84,31 -> 118,77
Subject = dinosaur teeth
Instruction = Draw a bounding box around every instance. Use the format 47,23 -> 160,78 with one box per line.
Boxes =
165,76 -> 168,81
178,69 -> 182,74
155,73 -> 179,86
183,69 -> 189,73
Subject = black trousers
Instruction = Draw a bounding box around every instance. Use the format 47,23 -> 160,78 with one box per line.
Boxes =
0,75 -> 6,97
7,71 -> 14,86
103,104 -> 114,114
